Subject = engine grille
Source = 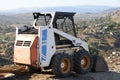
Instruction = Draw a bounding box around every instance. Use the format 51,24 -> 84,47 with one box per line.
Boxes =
16,40 -> 31,47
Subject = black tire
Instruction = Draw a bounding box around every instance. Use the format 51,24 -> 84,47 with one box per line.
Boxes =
51,53 -> 73,77
74,50 -> 93,74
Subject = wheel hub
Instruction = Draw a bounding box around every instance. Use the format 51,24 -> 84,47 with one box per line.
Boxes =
60,58 -> 71,73
81,59 -> 85,65
61,62 -> 65,68
81,55 -> 90,69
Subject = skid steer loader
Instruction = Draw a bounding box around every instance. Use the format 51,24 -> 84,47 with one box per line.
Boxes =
14,12 -> 108,77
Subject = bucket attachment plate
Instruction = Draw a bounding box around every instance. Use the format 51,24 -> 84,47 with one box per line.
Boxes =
91,55 -> 108,72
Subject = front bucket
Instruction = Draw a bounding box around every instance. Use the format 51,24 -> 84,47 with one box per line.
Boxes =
91,55 -> 108,72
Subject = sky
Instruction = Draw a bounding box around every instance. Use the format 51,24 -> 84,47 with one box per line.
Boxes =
0,0 -> 120,11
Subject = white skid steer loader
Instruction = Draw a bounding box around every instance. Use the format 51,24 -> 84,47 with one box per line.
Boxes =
14,12 -> 108,77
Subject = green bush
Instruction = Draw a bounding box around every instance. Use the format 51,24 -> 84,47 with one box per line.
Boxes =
89,45 -> 99,55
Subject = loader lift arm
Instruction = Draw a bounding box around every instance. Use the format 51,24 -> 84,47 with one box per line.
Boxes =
53,28 -> 89,51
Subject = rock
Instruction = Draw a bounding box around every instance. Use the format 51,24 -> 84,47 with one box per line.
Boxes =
107,56 -> 110,59
116,62 -> 120,65
117,52 -> 120,56
0,73 -> 16,80
112,52 -> 116,56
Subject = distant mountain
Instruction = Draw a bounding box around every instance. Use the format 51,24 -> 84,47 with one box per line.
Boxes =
0,5 -> 116,15
0,6 -> 119,29
104,7 -> 120,13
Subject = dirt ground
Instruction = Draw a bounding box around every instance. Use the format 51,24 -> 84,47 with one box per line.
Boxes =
15,71 -> 120,80
0,64 -> 120,80
0,54 -> 120,80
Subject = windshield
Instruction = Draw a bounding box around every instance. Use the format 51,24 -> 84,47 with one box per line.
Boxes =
35,14 -> 52,26
56,17 -> 75,36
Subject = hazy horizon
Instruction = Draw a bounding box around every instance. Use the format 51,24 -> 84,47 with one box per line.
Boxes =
0,0 -> 120,11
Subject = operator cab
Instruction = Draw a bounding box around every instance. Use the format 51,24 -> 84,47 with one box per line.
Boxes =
18,12 -> 77,46
52,12 -> 77,45
33,12 -> 77,46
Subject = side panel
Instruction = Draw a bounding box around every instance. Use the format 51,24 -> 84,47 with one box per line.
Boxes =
14,47 -> 31,64
38,26 -> 56,67
14,35 -> 38,66
30,36 -> 38,67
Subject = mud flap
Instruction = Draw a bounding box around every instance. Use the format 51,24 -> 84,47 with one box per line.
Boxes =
91,55 -> 108,72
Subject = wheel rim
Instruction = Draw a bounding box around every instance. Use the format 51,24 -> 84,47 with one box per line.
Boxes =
60,58 -> 71,73
81,55 -> 90,70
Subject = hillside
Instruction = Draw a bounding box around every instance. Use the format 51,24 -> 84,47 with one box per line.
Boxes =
111,10 -> 120,23
0,7 -> 119,56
